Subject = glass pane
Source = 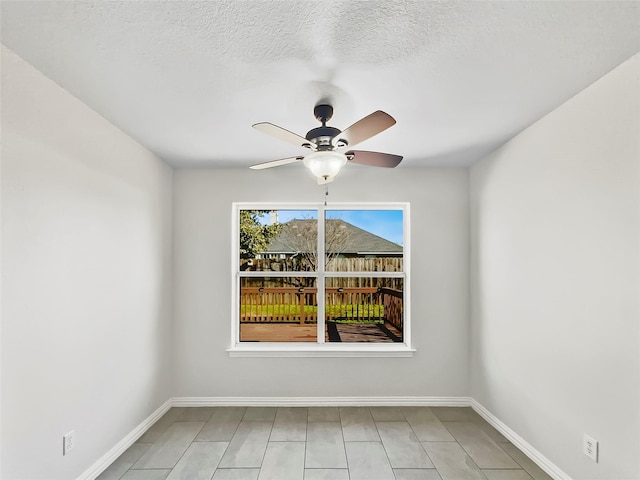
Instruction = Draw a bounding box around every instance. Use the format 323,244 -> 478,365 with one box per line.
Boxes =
324,210 -> 403,272
239,277 -> 318,342
239,209 -> 318,272
325,277 -> 403,343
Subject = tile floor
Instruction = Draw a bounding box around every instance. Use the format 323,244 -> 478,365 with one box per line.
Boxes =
97,406 -> 553,480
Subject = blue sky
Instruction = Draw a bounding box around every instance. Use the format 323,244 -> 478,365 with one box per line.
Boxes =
255,209 -> 404,246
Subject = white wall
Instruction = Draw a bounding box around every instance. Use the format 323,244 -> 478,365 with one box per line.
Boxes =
470,54 -> 639,480
1,46 -> 174,480
173,167 -> 469,397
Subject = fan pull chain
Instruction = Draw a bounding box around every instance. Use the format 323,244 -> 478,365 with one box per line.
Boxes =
325,184 -> 329,206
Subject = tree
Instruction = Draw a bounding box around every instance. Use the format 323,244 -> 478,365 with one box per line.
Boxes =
278,219 -> 352,270
239,210 -> 281,259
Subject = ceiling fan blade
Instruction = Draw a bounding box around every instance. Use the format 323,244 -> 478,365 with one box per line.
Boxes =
249,156 -> 304,170
316,175 -> 335,185
333,111 -> 396,148
252,122 -> 312,149
346,150 -> 403,168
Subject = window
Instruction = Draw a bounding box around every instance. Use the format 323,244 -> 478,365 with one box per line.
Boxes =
231,203 -> 412,357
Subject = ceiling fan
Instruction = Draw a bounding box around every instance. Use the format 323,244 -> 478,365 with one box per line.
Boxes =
250,104 -> 403,184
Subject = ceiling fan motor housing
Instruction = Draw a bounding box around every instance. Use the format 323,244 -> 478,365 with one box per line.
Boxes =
306,125 -> 341,148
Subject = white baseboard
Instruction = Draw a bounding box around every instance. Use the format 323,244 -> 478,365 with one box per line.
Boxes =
470,399 -> 571,480
76,399 -> 172,480
171,396 -> 472,407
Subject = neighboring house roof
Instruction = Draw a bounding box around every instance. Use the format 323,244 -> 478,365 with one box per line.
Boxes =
264,219 -> 402,255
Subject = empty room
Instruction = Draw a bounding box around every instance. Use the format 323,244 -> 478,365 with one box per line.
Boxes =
1,1 -> 638,480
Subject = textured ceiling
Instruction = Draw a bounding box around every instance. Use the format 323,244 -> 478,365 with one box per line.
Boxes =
1,1 -> 639,168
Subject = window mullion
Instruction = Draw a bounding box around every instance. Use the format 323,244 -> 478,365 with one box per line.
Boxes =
317,205 -> 326,343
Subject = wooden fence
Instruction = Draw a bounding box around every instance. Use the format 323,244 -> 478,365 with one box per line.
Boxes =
242,256 -> 403,273
240,287 -> 403,332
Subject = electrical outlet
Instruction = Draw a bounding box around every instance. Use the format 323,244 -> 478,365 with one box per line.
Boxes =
583,433 -> 598,462
63,431 -> 75,456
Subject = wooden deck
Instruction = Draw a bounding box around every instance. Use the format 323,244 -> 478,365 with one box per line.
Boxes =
329,323 -> 402,343
240,324 -> 321,342
240,322 -> 402,343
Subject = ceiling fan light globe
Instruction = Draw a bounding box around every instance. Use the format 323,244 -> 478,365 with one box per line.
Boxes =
303,151 -> 347,179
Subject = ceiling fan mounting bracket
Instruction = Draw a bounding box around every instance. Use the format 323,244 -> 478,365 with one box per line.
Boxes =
314,104 -> 334,125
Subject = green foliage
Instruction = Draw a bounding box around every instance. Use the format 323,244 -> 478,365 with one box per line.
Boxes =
326,304 -> 384,320
240,303 -> 384,323
239,210 -> 281,259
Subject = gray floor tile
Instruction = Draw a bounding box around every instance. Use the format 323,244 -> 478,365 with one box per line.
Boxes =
216,408 -> 250,420
166,441 -> 228,480
308,407 -> 340,422
196,407 -> 246,441
375,422 -> 433,468
422,442 -> 485,480
393,469 -> 443,480
257,442 -> 305,480
120,471 -> 171,480
212,469 -> 260,480
443,422 -> 518,469
305,422 -> 347,469
431,407 -> 480,422
472,418 -> 510,444
137,408 -> 186,443
303,469 -> 350,480
345,441 -> 395,480
243,407 -> 277,422
270,407 -> 307,441
133,422 -> 205,469
483,469 -> 534,480
339,407 -> 380,441
369,406 -> 407,422
177,407 -> 216,422
402,407 -> 455,442
97,443 -> 151,480
500,444 -> 553,480
219,422 -> 273,468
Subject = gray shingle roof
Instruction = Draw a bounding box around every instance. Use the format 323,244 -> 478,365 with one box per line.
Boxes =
265,219 -> 402,255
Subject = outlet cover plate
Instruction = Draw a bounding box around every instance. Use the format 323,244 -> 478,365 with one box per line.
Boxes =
583,433 -> 598,462
63,431 -> 75,456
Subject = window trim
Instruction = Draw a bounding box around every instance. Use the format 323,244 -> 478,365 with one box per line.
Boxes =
229,202 -> 413,357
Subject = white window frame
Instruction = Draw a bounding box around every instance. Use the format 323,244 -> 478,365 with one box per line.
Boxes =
229,202 -> 413,357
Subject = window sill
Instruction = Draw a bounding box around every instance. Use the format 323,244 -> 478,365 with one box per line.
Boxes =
227,344 -> 415,358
